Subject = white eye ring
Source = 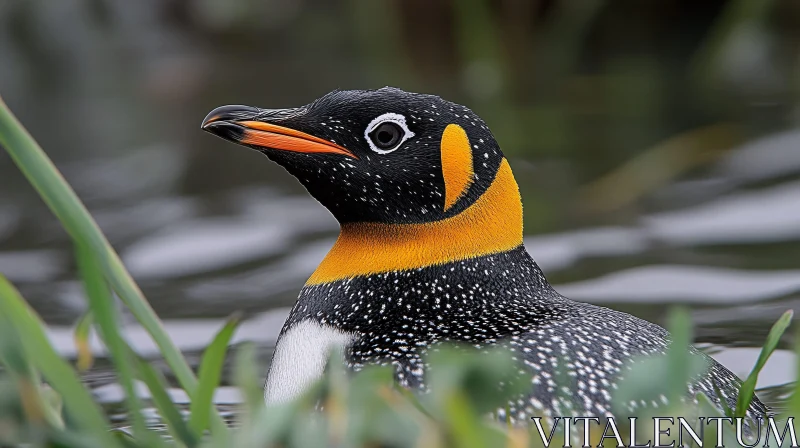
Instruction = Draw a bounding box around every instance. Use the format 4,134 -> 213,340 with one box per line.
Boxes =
364,113 -> 415,154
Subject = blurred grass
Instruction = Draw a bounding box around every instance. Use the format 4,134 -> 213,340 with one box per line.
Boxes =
188,314 -> 239,437
74,243 -> 154,443
2,260 -> 795,446
0,93 -> 228,434
690,0 -> 779,90
734,309 -> 793,418
73,311 -> 95,373
579,123 -> 742,213
0,95 -> 199,397
0,274 -> 115,446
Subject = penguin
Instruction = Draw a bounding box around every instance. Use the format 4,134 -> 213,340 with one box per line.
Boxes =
202,87 -> 769,422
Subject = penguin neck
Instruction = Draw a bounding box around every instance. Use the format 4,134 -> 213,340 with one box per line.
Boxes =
306,158 -> 524,286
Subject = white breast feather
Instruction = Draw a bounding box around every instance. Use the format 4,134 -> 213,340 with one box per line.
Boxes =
264,320 -> 354,404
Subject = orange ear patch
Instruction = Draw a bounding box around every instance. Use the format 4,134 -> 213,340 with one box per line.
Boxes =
440,124 -> 474,211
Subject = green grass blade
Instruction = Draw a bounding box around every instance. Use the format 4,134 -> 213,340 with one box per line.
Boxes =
712,381 -> 734,418
735,309 -> 793,418
110,428 -> 171,448
40,384 -> 66,430
45,429 -> 123,448
233,342 -> 263,415
0,321 -> 64,430
444,392 -> 483,448
188,314 -> 240,436
666,307 -> 693,400
0,94 -> 193,389
0,93 -> 226,430
126,345 -> 199,447
73,311 -> 95,372
789,327 -> 800,418
0,275 -> 119,447
75,243 -> 151,440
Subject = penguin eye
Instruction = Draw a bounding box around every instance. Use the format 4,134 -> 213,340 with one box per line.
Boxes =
364,113 -> 415,154
369,122 -> 402,149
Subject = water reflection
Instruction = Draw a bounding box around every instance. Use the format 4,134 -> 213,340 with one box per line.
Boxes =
557,265 -> 800,304
122,193 -> 333,279
646,181 -> 800,245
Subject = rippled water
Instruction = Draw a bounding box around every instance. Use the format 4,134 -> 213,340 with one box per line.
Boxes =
1,0 -> 798,423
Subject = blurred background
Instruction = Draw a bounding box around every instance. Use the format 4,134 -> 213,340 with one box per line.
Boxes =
0,0 -> 799,419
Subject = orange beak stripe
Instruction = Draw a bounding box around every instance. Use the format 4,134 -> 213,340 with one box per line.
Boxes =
237,121 -> 357,159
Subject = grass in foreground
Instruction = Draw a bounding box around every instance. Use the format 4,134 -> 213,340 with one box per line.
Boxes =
0,94 -> 798,447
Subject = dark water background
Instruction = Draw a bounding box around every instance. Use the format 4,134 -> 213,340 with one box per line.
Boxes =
1,0 -> 799,419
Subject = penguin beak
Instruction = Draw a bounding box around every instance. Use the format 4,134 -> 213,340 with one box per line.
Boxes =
201,105 -> 357,159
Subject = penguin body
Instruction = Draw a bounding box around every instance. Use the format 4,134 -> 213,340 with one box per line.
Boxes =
202,87 -> 769,421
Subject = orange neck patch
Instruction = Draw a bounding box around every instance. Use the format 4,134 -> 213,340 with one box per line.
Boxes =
306,158 -> 523,285
440,124 -> 474,211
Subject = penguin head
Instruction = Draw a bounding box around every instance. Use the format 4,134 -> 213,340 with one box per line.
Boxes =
202,87 -> 509,225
